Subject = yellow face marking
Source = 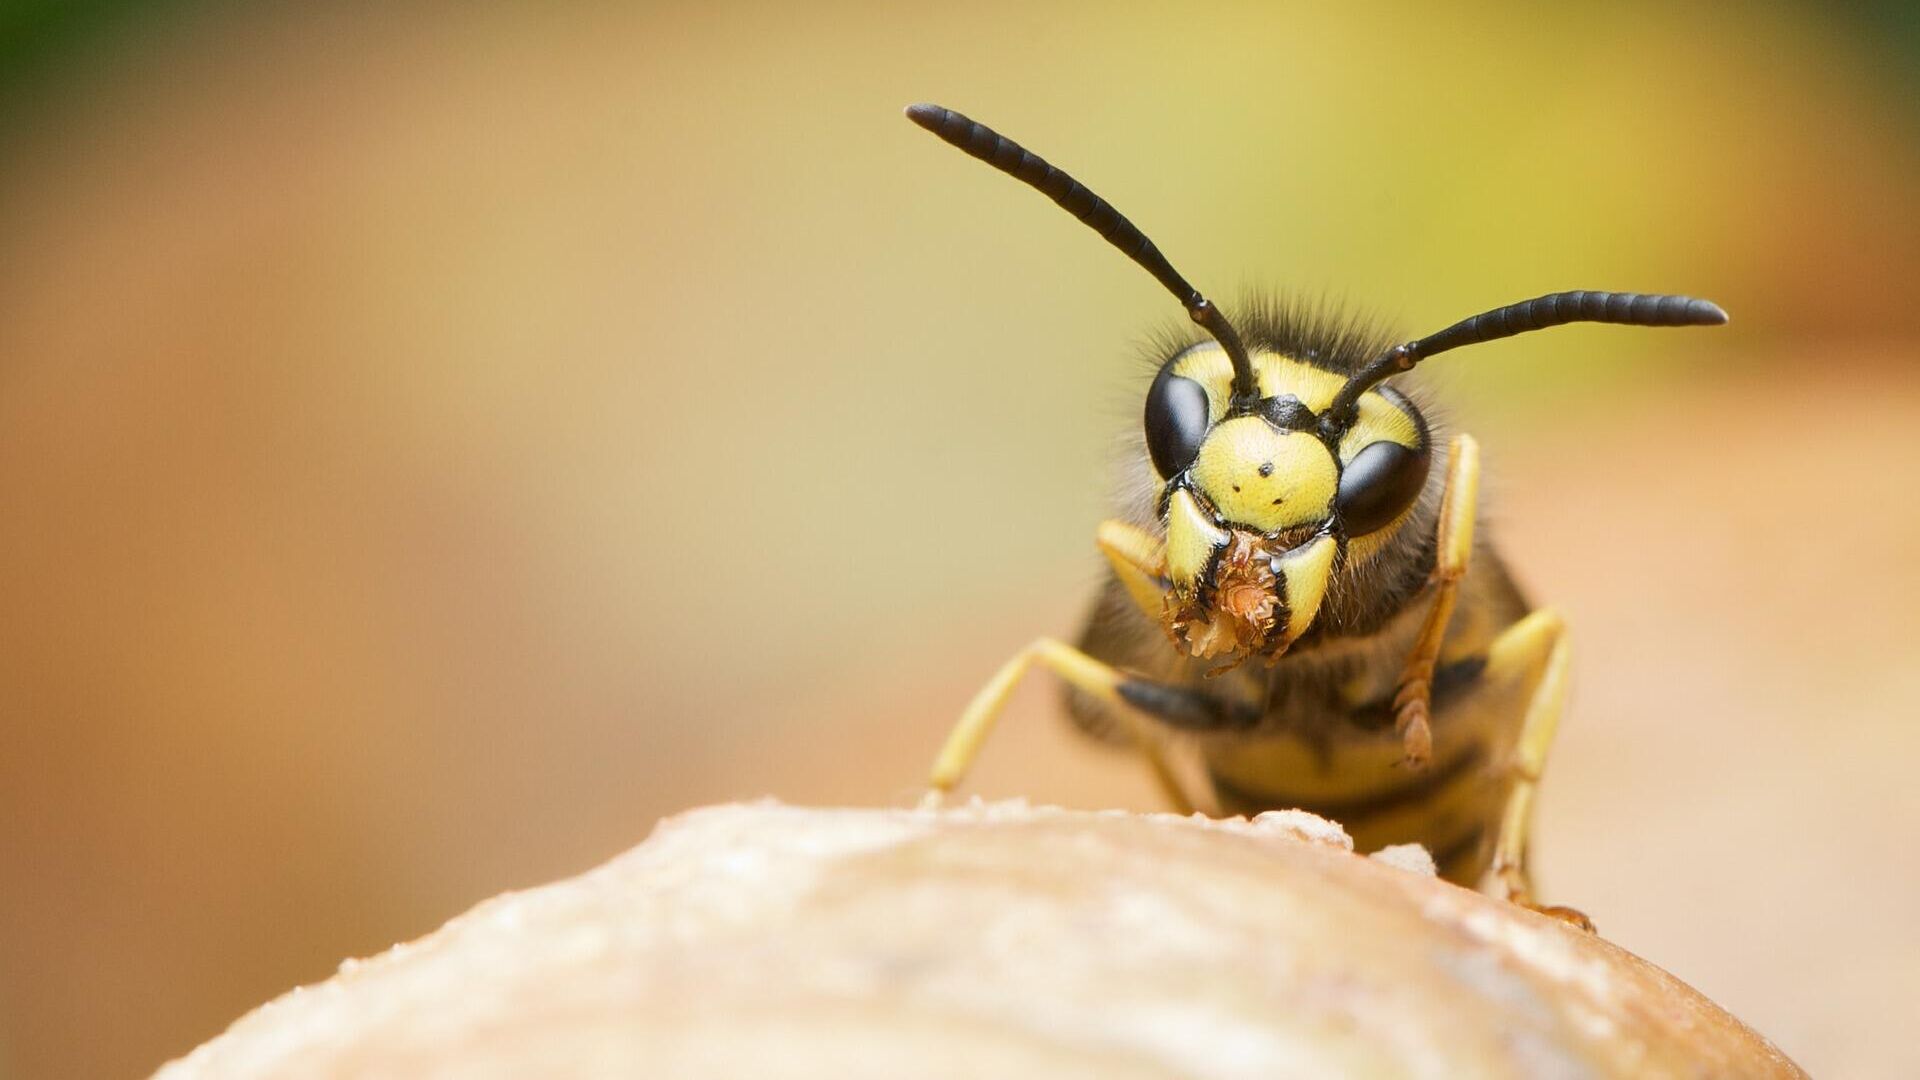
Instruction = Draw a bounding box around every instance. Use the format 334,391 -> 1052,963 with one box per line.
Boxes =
1337,391 -> 1421,464
1274,532 -> 1337,645
1190,416 -> 1337,532
1165,488 -> 1228,594
1257,354 -> 1351,413
1170,346 -> 1352,421
1168,347 -> 1234,423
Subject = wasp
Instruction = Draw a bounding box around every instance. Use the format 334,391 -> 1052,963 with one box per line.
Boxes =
905,103 -> 1727,926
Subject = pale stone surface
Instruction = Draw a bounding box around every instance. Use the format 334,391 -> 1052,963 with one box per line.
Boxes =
1368,842 -> 1439,877
154,801 -> 1804,1080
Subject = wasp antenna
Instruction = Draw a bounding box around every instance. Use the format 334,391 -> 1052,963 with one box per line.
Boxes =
1405,291 -> 1726,359
904,103 -> 1258,407
1323,291 -> 1728,428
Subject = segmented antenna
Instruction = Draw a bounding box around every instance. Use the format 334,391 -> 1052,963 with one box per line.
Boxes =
1322,291 -> 1729,429
904,103 -> 1259,408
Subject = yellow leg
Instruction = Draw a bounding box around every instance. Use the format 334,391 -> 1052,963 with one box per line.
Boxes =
1482,608 -> 1593,931
1088,520 -> 1196,805
1096,519 -> 1169,622
924,636 -> 1196,815
1392,434 -> 1480,769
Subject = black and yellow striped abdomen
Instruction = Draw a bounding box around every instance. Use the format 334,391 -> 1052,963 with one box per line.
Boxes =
1203,654 -> 1526,883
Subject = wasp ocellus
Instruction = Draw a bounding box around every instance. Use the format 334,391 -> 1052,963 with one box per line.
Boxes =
904,104 -> 1727,927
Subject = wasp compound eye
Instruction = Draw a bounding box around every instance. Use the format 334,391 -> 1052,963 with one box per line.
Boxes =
1335,440 -> 1431,536
1145,363 -> 1212,479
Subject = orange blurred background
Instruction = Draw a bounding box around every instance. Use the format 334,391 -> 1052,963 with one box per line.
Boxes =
1,2 -> 1917,1077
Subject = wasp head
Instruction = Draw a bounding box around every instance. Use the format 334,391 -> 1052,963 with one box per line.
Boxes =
1146,342 -> 1431,670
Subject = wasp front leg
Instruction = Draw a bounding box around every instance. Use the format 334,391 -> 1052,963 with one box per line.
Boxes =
1095,519 -> 1171,620
924,636 -> 1203,813
1481,608 -> 1593,931
1392,434 -> 1480,769
923,520 -> 1200,814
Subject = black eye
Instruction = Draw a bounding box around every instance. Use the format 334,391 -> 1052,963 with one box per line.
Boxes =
1336,440 -> 1430,536
1144,364 -> 1211,478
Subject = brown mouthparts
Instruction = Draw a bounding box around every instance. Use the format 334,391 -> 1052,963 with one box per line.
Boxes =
1163,530 -> 1289,671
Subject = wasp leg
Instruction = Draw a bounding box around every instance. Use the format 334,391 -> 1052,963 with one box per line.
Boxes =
1087,520 -> 1201,803
1481,608 -> 1594,932
924,636 -> 1202,815
1392,433 -> 1480,769
1096,519 -> 1169,622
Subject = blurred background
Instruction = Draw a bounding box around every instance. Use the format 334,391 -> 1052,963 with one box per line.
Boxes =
1,1 -> 1916,1076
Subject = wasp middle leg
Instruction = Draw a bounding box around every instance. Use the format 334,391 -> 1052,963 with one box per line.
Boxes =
1480,607 -> 1594,931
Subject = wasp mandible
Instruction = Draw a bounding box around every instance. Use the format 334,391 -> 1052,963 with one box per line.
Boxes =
905,104 -> 1726,926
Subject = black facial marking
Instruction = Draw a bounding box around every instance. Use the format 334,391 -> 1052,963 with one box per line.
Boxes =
1335,439 -> 1431,537
1261,394 -> 1317,432
1144,364 -> 1211,479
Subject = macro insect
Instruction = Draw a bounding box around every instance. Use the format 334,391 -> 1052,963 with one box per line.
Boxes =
904,103 -> 1727,925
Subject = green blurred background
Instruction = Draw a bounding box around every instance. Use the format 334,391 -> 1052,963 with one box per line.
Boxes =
1,2 -> 1916,1076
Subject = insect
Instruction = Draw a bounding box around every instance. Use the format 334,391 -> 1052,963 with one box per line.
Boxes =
904,103 -> 1727,926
